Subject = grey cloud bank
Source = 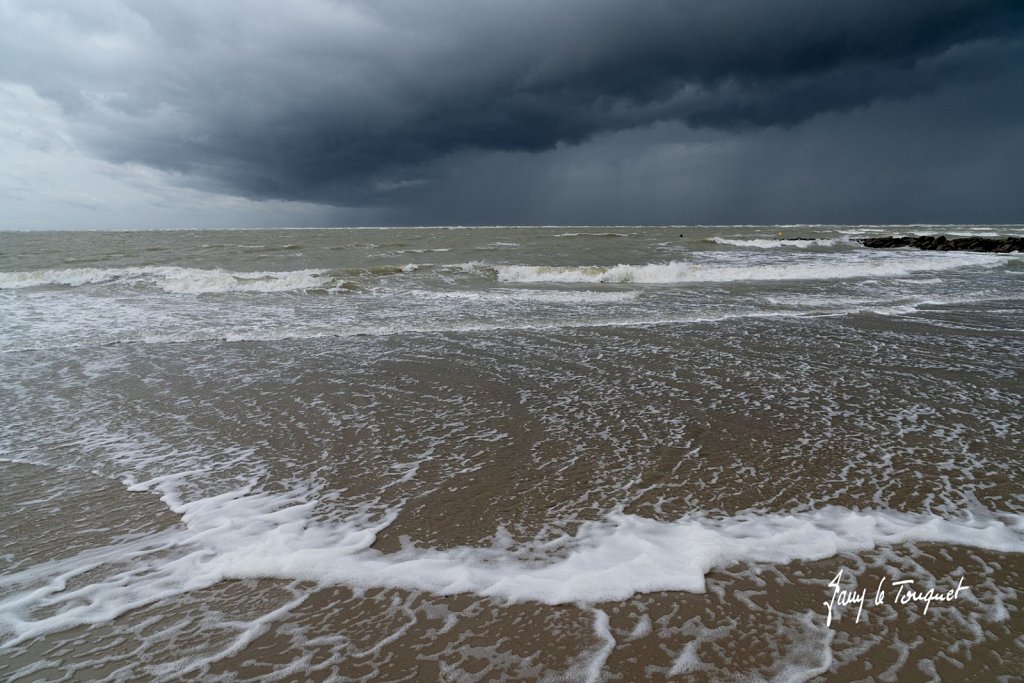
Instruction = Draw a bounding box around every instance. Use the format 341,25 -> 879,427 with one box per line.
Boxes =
1,0 -> 1022,227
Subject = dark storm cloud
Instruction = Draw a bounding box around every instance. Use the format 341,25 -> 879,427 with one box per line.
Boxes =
2,0 -> 1022,208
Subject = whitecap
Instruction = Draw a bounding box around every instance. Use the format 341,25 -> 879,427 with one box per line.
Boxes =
494,254 -> 1011,284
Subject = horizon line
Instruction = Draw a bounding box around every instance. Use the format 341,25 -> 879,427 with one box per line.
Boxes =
3,223 -> 1024,233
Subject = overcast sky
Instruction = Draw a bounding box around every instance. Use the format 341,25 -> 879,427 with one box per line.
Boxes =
2,0 -> 1022,229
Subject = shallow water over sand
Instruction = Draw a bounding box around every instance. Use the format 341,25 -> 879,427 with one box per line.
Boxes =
1,225 -> 1023,680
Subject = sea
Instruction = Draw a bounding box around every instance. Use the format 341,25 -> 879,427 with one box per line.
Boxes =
1,224 -> 1022,681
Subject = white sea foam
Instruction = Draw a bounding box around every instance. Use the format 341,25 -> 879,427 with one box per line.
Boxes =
2,476 -> 1022,646
545,232 -> 632,238
494,254 -> 1010,284
107,310 -> 821,347
708,237 -> 845,249
155,268 -> 330,294
4,300 -> 982,353
0,266 -> 334,294
402,289 -> 642,304
0,266 -> 149,289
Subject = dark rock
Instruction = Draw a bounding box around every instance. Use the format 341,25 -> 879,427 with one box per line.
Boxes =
858,236 -> 913,249
857,235 -> 1024,253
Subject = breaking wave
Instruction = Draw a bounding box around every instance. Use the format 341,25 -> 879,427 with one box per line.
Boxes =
403,289 -> 642,303
493,254 -> 1011,284
0,266 -> 335,293
708,237 -> 846,249
156,269 -> 332,294
545,232 -> 633,238
0,265 -> 443,294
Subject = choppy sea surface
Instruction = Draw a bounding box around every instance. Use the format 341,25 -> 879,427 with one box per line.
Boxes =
1,224 -> 1022,681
